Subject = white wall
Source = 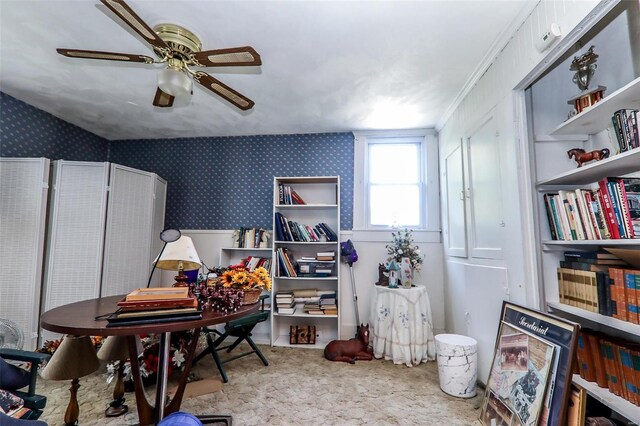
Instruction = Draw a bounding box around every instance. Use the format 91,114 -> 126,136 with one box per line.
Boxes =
438,0 -> 601,383
162,229 -> 445,340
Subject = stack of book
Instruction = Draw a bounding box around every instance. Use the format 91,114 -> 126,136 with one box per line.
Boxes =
575,329 -> 640,406
543,177 -> 640,240
107,287 -> 201,327
297,258 -> 335,277
303,292 -> 337,315
275,291 -> 296,315
275,248 -> 297,277
556,250 -> 640,322
316,251 -> 335,261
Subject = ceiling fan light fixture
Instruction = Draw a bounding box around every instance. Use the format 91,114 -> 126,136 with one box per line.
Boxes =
158,67 -> 192,97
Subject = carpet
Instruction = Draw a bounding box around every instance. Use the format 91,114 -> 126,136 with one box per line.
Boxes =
37,344 -> 483,425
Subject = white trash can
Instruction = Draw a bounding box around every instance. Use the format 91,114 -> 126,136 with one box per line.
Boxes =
435,334 -> 478,398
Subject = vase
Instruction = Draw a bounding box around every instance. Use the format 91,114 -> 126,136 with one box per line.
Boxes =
400,258 -> 412,288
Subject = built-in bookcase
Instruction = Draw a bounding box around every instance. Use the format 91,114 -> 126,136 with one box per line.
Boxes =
525,2 -> 640,422
271,176 -> 341,348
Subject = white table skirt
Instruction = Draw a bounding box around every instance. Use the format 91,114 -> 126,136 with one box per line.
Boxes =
370,285 -> 436,367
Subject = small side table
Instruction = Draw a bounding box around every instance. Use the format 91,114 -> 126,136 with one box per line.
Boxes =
370,285 -> 435,366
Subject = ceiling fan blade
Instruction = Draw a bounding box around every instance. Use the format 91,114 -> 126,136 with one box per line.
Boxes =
192,46 -> 262,67
152,88 -> 175,108
57,48 -> 155,63
100,0 -> 170,53
193,72 -> 254,110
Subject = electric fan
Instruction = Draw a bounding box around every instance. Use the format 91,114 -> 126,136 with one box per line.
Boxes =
0,318 -> 24,350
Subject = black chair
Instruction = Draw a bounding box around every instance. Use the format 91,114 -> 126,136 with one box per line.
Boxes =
194,295 -> 269,383
0,348 -> 50,420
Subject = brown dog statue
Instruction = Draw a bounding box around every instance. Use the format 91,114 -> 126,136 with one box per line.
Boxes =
324,324 -> 373,363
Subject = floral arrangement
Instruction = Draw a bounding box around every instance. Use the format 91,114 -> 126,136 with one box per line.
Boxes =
218,266 -> 272,292
385,228 -> 424,272
38,336 -> 104,355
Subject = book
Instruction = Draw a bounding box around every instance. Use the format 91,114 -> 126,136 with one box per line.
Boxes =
110,307 -> 199,320
290,190 -> 306,205
124,287 -> 190,301
619,178 -> 640,238
596,180 -> 621,239
106,312 -> 202,327
107,308 -> 202,324
278,306 -> 296,315
544,193 -> 560,240
117,297 -> 197,311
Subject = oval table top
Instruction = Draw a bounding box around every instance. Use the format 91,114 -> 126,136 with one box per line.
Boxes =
40,295 -> 259,336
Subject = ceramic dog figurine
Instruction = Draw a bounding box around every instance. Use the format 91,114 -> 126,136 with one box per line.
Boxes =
324,324 -> 373,364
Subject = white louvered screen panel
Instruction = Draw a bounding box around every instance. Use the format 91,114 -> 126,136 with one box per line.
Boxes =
0,158 -> 50,350
101,164 -> 156,297
148,176 -> 167,287
42,161 -> 109,339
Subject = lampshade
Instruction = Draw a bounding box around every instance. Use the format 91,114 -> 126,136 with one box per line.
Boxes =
41,335 -> 99,381
97,335 -> 144,362
155,235 -> 201,272
158,68 -> 192,97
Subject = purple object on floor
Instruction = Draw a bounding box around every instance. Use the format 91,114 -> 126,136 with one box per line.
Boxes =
157,412 -> 203,426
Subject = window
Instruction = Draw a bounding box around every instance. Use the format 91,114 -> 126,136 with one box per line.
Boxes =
353,130 -> 439,231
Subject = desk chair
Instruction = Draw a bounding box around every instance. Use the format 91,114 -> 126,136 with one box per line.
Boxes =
0,348 -> 51,420
194,295 -> 269,383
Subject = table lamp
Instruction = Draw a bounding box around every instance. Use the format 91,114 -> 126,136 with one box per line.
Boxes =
41,335 -> 100,426
97,335 -> 144,417
155,235 -> 202,287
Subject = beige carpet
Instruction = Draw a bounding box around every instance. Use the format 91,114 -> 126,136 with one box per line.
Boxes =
37,344 -> 483,425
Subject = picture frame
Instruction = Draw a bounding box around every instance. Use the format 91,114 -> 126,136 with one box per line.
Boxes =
480,302 -> 580,426
481,322 -> 555,426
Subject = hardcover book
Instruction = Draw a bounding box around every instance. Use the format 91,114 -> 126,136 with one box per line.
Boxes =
125,287 -> 190,301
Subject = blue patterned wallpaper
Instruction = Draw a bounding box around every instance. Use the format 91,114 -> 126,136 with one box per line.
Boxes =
110,133 -> 354,230
0,92 -> 108,161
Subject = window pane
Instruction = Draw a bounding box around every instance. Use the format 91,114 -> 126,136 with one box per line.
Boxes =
369,144 -> 419,184
369,184 -> 420,226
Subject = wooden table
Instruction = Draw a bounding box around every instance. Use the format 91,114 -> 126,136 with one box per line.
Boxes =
41,295 -> 259,425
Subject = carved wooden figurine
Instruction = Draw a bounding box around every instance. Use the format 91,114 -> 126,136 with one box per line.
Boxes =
324,324 -> 373,364
375,263 -> 389,286
567,148 -> 610,167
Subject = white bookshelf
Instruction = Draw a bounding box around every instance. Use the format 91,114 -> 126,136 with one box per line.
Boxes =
572,375 -> 640,423
271,176 -> 341,348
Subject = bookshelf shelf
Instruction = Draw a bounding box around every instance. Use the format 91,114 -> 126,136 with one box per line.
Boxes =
220,247 -> 272,252
542,239 -> 640,249
536,148 -> 640,186
275,204 -> 338,209
271,176 -> 341,347
274,276 -> 338,281
273,334 -> 331,349
547,302 -> 640,337
572,375 -> 640,423
550,77 -> 640,136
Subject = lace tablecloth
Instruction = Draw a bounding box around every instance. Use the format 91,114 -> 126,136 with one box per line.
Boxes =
370,285 -> 436,366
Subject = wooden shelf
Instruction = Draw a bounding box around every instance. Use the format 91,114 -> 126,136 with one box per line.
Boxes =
550,77 -> 640,136
536,148 -> 640,186
547,302 -> 640,337
572,375 -> 640,423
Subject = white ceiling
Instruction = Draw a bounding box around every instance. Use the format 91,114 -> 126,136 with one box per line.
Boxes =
0,0 -> 534,140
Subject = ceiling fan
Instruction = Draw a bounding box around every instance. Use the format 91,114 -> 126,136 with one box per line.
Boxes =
57,0 -> 261,110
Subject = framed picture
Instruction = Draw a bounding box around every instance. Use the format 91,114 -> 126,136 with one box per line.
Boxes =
480,302 -> 579,426
565,385 -> 586,426
481,322 -> 555,426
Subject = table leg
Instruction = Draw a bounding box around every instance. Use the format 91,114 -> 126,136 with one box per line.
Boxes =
155,332 -> 171,420
126,335 -> 154,425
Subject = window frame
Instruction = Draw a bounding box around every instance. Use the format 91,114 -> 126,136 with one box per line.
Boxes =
353,129 -> 439,231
